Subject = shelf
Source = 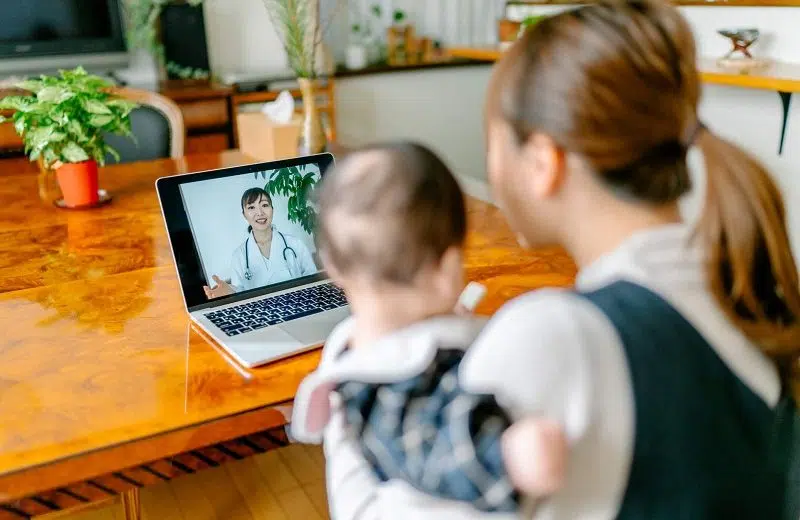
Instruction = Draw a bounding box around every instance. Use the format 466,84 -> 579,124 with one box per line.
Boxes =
448,47 -> 800,91
448,46 -> 800,154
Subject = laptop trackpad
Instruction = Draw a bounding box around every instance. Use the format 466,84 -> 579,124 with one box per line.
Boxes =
280,306 -> 351,346
228,326 -> 304,367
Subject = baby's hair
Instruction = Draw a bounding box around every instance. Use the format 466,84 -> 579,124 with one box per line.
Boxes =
317,142 -> 466,284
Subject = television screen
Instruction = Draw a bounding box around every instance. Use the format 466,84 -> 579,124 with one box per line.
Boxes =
1,1 -> 114,42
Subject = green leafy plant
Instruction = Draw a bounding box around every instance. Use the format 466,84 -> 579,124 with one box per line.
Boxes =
124,0 -> 204,59
0,67 -> 138,169
255,165 -> 320,234
519,15 -> 545,37
165,61 -> 211,80
393,9 -> 406,25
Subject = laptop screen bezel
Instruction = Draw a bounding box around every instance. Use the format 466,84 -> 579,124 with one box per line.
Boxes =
156,153 -> 335,314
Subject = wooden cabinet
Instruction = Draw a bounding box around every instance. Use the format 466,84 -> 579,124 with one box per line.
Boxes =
159,80 -> 234,153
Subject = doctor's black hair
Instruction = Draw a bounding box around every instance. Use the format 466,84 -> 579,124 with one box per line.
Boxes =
316,141 -> 466,284
241,187 -> 273,234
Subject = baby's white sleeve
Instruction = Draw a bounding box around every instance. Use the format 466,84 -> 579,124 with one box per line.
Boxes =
323,399 -> 383,520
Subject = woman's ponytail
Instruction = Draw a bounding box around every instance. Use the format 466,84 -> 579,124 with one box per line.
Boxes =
695,128 -> 800,403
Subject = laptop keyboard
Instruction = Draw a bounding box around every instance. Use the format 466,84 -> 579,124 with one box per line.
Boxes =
204,283 -> 347,337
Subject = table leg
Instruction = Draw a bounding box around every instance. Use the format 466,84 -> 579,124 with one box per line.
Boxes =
121,488 -> 141,520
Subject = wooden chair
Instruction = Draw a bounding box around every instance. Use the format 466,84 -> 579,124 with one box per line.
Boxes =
107,87 -> 186,161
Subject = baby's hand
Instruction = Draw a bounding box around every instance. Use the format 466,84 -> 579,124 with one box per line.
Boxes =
502,417 -> 567,497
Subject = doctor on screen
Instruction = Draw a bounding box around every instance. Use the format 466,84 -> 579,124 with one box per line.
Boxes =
203,187 -> 318,299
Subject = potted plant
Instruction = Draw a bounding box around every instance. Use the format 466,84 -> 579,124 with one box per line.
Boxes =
121,0 -> 210,85
261,0 -> 342,154
518,15 -> 546,37
346,23 -> 370,70
387,8 -> 411,65
0,67 -> 138,208
498,19 -> 522,48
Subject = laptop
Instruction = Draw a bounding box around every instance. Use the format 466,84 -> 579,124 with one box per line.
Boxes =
156,153 -> 350,368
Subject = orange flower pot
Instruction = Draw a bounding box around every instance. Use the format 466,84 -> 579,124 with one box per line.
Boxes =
498,19 -> 522,43
56,160 -> 99,208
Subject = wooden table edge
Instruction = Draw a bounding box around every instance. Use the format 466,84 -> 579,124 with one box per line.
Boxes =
0,403 -> 292,503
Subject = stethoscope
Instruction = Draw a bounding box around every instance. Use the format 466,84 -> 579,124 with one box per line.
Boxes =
244,230 -> 298,281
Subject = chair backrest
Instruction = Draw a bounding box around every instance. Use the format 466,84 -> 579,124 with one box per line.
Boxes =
103,87 -> 185,163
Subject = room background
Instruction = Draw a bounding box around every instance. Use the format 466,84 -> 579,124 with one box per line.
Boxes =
201,0 -> 800,253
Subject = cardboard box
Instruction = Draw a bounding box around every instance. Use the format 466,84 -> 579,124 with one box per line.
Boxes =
237,112 -> 302,162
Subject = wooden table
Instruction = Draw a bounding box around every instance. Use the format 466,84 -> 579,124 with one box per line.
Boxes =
448,46 -> 800,155
0,151 -> 577,519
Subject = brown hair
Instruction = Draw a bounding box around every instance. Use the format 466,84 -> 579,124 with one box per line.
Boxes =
317,142 -> 467,284
488,0 -> 800,401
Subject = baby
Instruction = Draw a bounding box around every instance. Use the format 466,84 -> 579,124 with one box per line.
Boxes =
291,142 -> 567,515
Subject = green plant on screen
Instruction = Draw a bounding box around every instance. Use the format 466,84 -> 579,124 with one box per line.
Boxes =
255,166 -> 320,234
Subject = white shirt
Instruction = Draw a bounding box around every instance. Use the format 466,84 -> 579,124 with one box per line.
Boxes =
320,223 -> 782,520
229,227 -> 318,291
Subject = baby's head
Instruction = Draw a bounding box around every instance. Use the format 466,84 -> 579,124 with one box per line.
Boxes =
317,142 -> 467,317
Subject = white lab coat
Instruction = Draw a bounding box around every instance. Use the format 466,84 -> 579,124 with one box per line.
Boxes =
229,227 -> 318,291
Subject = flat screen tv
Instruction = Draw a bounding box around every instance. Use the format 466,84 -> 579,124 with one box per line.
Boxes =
0,0 -> 128,76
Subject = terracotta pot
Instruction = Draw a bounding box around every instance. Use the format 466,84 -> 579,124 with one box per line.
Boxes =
498,19 -> 522,43
56,160 -> 99,207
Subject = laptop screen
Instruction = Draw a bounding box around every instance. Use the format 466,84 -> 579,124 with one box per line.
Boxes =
157,154 -> 335,312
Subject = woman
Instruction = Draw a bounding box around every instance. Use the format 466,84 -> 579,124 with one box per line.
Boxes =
325,1 -> 798,518
204,187 -> 318,299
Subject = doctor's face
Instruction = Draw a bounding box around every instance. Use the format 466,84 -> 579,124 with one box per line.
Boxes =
243,194 -> 273,232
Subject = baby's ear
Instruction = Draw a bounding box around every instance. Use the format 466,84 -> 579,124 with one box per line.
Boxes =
431,246 -> 464,299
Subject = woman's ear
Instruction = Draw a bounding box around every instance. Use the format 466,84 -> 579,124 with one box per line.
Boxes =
522,133 -> 567,199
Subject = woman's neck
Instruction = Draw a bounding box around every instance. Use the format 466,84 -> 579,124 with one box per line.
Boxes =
252,226 -> 273,245
562,201 -> 681,269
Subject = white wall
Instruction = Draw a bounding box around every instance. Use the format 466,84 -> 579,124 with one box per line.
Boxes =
335,65 -> 492,180
204,0 -> 288,74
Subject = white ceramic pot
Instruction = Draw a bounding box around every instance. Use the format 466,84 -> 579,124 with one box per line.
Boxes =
346,45 -> 369,70
115,49 -> 160,89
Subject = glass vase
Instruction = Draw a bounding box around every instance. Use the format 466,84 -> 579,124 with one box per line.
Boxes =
297,77 -> 328,155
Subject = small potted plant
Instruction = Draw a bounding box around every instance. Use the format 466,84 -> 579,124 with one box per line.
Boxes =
346,23 -> 369,70
387,9 -> 412,65
518,15 -> 545,37
0,67 -> 137,208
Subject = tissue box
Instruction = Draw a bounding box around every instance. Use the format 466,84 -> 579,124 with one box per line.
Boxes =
237,112 -> 302,162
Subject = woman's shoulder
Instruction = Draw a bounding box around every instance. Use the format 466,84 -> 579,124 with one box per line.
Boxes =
461,287 -> 629,438
230,237 -> 249,258
486,287 -> 618,340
